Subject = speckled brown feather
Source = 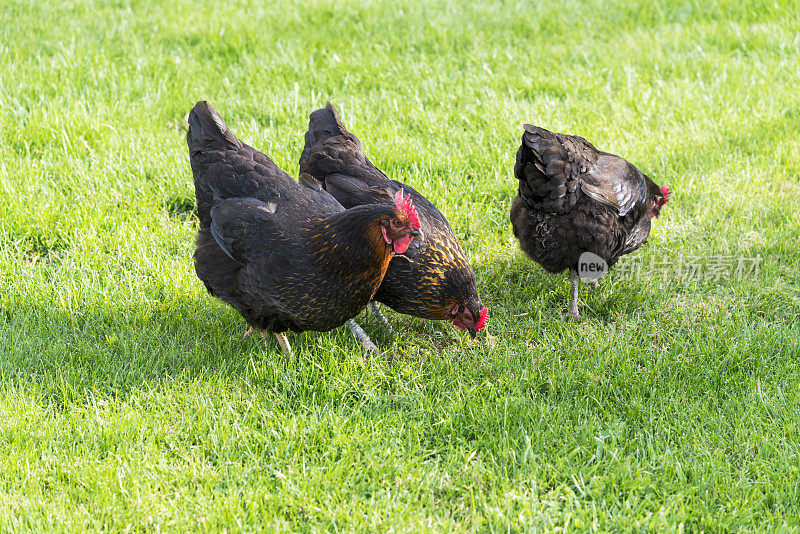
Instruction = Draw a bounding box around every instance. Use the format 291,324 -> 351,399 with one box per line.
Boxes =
299,103 -> 483,320
511,124 -> 666,273
187,101 -> 407,334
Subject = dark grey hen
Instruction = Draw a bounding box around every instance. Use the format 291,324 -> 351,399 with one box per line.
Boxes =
511,124 -> 670,319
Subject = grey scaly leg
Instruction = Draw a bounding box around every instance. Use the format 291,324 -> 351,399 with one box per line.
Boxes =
368,301 -> 394,336
346,319 -> 379,357
564,268 -> 581,320
274,332 -> 292,362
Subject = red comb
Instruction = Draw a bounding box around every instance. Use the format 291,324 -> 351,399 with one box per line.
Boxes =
475,307 -> 489,332
661,185 -> 670,203
394,188 -> 420,230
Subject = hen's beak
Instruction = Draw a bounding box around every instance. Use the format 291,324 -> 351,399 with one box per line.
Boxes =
467,328 -> 477,339
409,228 -> 424,240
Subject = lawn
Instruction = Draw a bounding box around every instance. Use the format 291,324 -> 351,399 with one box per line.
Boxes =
1,0 -> 799,530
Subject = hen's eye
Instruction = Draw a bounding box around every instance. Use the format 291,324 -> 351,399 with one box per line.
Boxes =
392,219 -> 402,228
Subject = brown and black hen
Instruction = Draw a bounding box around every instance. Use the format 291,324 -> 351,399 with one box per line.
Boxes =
511,124 -> 670,319
299,103 -> 487,336
187,101 -> 422,357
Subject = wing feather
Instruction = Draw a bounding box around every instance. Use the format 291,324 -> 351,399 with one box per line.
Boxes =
515,124 -> 647,217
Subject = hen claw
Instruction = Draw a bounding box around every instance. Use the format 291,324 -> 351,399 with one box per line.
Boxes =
361,338 -> 380,358
368,301 -> 394,336
274,331 -> 293,364
565,268 -> 582,321
346,319 -> 381,360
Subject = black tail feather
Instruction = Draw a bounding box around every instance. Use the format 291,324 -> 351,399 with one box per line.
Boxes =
186,100 -> 241,158
186,101 -> 244,225
303,102 -> 359,151
307,103 -> 344,141
514,125 -> 584,214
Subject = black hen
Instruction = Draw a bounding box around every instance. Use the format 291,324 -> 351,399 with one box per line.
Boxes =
187,101 -> 422,357
299,103 -> 487,336
510,124 -> 670,319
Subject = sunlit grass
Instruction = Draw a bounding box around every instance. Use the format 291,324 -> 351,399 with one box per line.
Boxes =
1,0 -> 799,530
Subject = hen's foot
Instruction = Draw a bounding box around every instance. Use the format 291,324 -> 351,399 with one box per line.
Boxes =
274,332 -> 292,364
346,319 -> 380,359
565,268 -> 581,321
368,302 -> 394,336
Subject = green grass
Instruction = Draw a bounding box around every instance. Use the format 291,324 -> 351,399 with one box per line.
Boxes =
1,0 -> 799,530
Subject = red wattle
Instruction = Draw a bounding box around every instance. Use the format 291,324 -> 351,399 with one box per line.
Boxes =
475,307 -> 489,331
392,235 -> 413,254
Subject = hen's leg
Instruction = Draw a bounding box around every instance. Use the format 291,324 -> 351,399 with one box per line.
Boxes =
564,268 -> 581,320
274,332 -> 292,362
243,326 -> 255,339
368,301 -> 394,336
346,319 -> 379,357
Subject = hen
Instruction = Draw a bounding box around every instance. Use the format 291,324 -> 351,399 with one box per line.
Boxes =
510,124 -> 670,319
299,103 -> 488,336
187,101 -> 422,357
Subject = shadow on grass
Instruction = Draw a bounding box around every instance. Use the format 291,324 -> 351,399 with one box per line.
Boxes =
0,295 -> 359,397
473,248 -> 800,334
0,293 -> 488,408
472,253 -> 654,325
